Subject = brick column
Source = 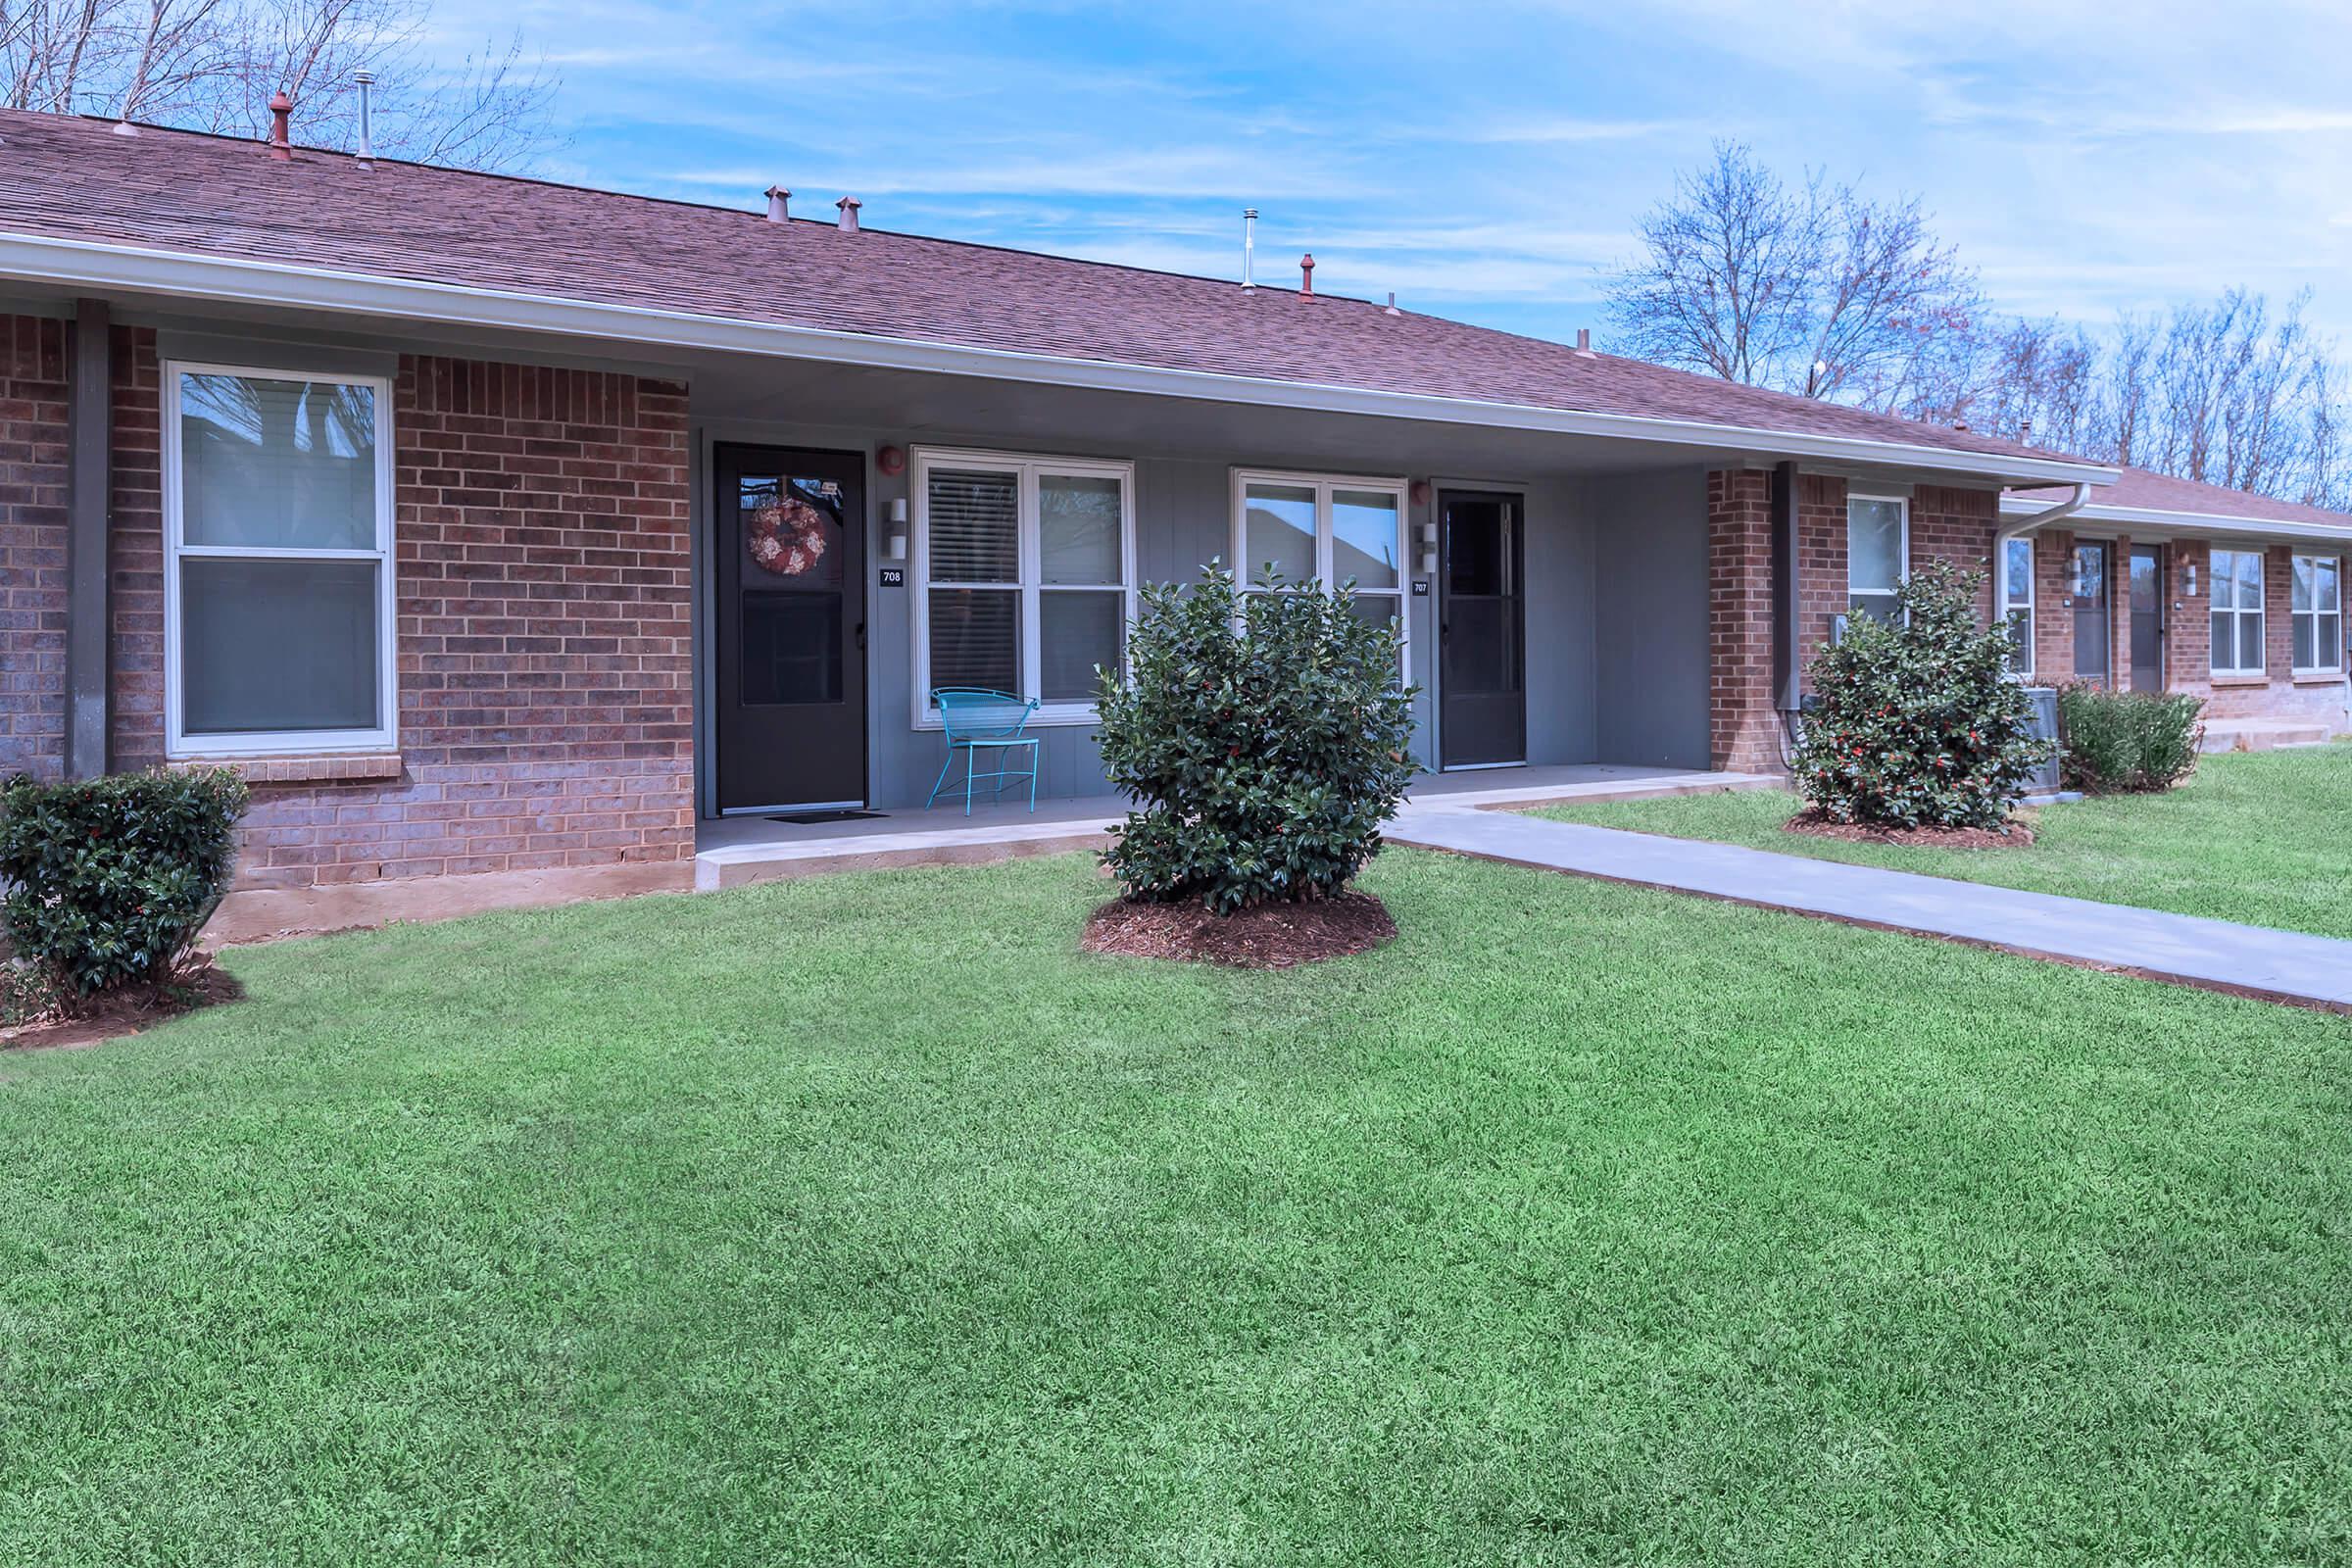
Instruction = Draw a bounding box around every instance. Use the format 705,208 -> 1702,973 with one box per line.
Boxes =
0,315 -> 70,782
2166,539 -> 2211,694
1707,467 -> 1779,773
1793,473 -> 1846,682
2265,545 -> 2295,680
2032,529 -> 2073,680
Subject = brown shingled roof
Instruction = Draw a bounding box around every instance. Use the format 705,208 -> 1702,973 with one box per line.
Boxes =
2015,466 -> 2352,533
0,110 -> 2104,473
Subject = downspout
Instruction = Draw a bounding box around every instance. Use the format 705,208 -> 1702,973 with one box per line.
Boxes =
1995,482 -> 2090,613
1769,463 -> 1800,750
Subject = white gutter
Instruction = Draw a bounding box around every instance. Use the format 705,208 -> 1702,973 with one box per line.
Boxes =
2000,495 -> 2352,545
0,229 -> 2123,487
1994,482 -> 2090,615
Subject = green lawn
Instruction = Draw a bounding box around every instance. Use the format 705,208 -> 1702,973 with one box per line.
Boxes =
1535,743 -> 2352,941
4,850 -> 2350,1564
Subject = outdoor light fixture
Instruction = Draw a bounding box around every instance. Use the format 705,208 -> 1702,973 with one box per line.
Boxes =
887,498 -> 908,560
1416,518 -> 1439,574
2185,563 -> 2199,596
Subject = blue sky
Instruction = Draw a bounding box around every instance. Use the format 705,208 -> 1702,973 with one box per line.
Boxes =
428,0 -> 2352,346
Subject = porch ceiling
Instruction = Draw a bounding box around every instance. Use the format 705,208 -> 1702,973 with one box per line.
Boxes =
687,351 -> 1723,481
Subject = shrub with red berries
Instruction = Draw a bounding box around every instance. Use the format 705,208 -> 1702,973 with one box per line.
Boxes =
1791,561 -> 2052,829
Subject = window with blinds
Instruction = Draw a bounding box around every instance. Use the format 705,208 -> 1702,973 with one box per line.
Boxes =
912,450 -> 1134,723
166,365 -> 395,757
2292,553 -> 2342,673
2210,548 -> 2266,676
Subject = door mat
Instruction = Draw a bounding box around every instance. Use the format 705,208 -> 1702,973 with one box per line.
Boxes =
766,809 -> 889,825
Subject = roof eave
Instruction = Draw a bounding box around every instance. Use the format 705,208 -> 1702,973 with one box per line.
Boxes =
0,229 -> 2119,486
2001,495 -> 2352,543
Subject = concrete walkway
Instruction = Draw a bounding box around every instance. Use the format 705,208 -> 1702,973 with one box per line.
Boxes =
1387,804 -> 2352,1011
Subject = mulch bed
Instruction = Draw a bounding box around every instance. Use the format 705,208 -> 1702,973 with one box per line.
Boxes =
1784,809 -> 2034,850
1082,891 -> 1397,968
0,958 -> 244,1053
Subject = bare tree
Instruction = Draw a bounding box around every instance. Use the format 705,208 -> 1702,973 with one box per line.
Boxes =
1604,141 -> 1983,410
0,0 -> 557,171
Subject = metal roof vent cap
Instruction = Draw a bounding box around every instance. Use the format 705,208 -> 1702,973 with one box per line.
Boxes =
267,90 -> 294,162
836,196 -> 860,232
1299,253 -> 1314,296
766,185 -> 790,222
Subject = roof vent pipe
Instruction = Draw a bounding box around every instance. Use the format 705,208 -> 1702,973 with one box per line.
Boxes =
1575,328 -> 1595,358
1385,291 -> 1399,317
835,196 -> 860,232
353,70 -> 375,166
1299,253 -> 1314,296
1242,209 -> 1256,289
766,185 -> 790,222
267,89 -> 293,161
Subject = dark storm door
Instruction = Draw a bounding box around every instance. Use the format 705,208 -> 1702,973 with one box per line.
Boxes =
2130,544 -> 2165,692
712,444 -> 866,811
2071,541 -> 2111,684
1437,490 -> 1526,768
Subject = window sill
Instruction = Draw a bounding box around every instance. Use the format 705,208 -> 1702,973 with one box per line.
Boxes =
171,752 -> 405,785
2208,673 -> 2271,688
2292,671 -> 2347,686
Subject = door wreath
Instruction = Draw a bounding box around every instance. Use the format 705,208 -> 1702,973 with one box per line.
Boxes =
749,495 -> 832,576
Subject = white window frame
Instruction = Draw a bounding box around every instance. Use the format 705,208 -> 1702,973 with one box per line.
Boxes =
163,360 -> 398,759
1227,467 -> 1410,666
909,446 -> 1137,730
1846,491 -> 1910,623
2291,552 -> 2343,675
2210,547 -> 2267,677
1999,532 -> 2034,677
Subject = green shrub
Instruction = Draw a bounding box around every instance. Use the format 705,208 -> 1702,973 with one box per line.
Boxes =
0,766 -> 249,1002
1095,563 -> 1418,912
2057,685 -> 2205,793
1790,560 -> 2054,830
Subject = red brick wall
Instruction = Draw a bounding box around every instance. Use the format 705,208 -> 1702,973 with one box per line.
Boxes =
1709,471 -> 2005,772
2031,529 -> 2073,680
107,349 -> 695,889
1910,484 -> 2000,620
1706,467 -> 1777,772
1793,472 -> 1845,678
2023,532 -> 2350,732
110,326 -> 164,769
0,316 -> 69,781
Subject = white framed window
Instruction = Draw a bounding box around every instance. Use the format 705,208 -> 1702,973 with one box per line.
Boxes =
2210,548 -> 2267,676
2000,534 -> 2034,675
1847,493 -> 1908,623
1229,468 -> 1408,657
164,362 -> 397,758
911,447 -> 1135,727
2292,553 -> 2343,673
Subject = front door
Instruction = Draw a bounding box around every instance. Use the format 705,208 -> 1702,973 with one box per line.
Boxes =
2130,544 -> 2165,692
712,444 -> 866,811
2071,541 -> 2111,684
1437,489 -> 1526,769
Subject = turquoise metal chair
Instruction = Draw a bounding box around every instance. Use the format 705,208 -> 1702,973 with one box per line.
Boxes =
926,688 -> 1042,814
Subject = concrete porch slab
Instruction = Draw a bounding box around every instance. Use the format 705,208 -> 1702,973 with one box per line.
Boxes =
692,764 -> 1775,891
2201,718 -> 2337,753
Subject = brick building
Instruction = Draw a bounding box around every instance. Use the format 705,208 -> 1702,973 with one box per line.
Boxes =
0,110 -> 2339,923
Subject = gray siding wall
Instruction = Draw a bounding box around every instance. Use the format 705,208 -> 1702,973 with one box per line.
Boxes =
1586,467 -> 1712,769
694,414 -> 1695,813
